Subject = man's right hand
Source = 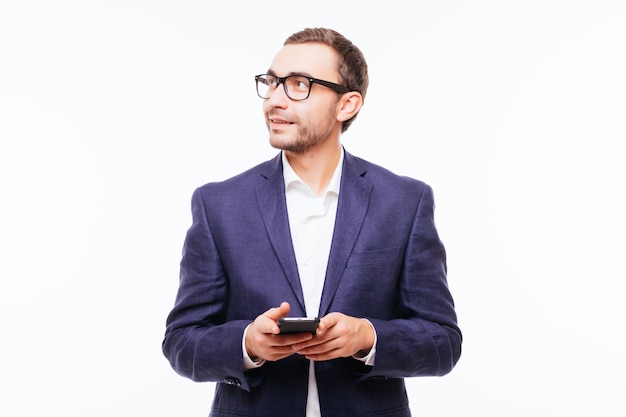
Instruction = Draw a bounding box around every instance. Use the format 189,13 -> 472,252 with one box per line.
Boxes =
245,302 -> 313,362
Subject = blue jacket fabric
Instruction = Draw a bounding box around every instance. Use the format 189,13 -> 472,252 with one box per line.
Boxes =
163,150 -> 462,417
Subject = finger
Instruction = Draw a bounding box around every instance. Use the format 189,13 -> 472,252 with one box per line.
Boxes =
259,302 -> 291,334
292,331 -> 338,353
264,301 -> 291,321
305,351 -> 340,361
317,312 -> 340,332
302,345 -> 343,361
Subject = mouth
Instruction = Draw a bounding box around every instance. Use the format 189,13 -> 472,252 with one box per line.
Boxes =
269,117 -> 293,126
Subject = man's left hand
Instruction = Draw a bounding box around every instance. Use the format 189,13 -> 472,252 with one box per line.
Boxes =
291,313 -> 375,361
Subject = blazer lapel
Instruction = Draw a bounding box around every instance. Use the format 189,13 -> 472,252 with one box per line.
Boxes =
318,152 -> 372,316
255,154 -> 306,313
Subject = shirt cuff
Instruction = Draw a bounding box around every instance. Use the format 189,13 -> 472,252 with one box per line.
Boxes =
242,324 -> 266,370
352,319 -> 377,366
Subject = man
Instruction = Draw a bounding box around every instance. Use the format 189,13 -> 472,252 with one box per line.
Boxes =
163,27 -> 462,417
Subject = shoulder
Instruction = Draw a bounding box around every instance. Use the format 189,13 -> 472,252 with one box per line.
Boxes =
193,153 -> 281,199
344,151 -> 432,194
344,151 -> 438,217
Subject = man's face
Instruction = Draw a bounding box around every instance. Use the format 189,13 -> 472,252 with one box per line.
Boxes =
263,43 -> 343,154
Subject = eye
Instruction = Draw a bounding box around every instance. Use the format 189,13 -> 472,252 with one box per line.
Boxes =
261,76 -> 277,87
286,76 -> 309,93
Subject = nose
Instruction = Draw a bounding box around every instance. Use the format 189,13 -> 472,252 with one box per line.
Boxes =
264,81 -> 290,108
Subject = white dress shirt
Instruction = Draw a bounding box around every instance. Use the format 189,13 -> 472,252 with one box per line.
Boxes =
243,149 -> 376,416
284,150 -> 341,417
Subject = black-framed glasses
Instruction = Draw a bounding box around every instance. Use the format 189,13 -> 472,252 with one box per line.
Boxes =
255,73 -> 351,101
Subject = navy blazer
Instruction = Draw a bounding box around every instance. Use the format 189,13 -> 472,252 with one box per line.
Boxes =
163,150 -> 462,417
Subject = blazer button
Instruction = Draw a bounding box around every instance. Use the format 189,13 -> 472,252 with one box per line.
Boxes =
223,377 -> 241,386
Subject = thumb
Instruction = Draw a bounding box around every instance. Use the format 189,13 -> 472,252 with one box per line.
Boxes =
264,301 -> 291,321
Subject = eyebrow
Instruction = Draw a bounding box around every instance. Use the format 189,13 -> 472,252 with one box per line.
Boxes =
266,69 -> 314,78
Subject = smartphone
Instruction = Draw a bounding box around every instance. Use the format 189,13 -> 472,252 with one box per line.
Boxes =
277,317 -> 320,334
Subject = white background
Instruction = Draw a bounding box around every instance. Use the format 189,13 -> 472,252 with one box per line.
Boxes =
1,1 -> 625,415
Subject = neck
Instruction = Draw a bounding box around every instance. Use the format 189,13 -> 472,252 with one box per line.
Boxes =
284,140 -> 341,196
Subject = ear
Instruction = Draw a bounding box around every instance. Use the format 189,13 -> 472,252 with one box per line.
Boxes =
336,91 -> 363,122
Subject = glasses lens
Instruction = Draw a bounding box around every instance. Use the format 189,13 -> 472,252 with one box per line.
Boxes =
256,75 -> 275,99
284,76 -> 311,100
255,74 -> 312,100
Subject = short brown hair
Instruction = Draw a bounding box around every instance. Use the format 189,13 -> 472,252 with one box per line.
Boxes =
284,28 -> 369,133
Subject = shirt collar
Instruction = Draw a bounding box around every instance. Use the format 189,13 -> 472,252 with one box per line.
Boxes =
282,148 -> 344,196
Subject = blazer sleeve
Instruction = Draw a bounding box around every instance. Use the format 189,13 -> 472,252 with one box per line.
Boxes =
162,187 -> 254,390
366,184 -> 462,378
